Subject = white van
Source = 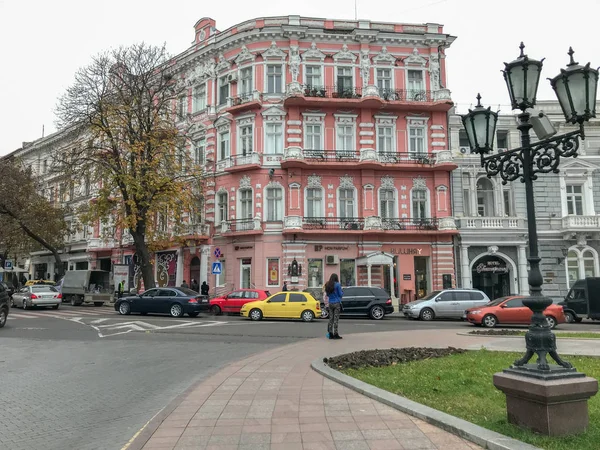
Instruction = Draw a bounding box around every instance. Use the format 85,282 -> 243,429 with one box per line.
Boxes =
403,289 -> 490,321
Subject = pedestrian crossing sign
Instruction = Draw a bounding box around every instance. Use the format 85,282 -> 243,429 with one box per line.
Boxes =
211,262 -> 222,275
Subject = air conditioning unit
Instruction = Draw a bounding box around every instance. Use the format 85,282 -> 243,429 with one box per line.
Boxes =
459,146 -> 469,154
227,72 -> 238,83
325,255 -> 339,265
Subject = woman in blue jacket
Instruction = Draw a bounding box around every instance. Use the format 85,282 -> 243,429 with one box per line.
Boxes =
325,273 -> 343,339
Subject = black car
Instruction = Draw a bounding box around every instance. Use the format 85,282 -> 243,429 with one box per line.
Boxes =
114,287 -> 209,318
0,282 -> 9,328
1,282 -> 15,298
320,286 -> 394,320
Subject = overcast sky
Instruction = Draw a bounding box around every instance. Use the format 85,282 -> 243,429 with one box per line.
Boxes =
1,0 -> 598,154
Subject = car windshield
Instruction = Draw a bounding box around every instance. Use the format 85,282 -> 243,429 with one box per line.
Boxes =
419,291 -> 441,301
32,286 -> 58,293
177,287 -> 199,296
485,296 -> 513,306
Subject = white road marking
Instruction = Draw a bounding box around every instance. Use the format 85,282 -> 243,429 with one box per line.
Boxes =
91,318 -> 109,324
8,313 -> 41,319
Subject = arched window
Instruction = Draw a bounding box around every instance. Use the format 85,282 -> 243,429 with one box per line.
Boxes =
477,178 -> 495,217
566,247 -> 600,288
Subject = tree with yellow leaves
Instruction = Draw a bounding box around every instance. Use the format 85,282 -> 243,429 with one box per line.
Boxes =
55,43 -> 202,290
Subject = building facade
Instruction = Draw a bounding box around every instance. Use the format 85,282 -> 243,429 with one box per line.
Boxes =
449,100 -> 600,300
11,15 -> 460,305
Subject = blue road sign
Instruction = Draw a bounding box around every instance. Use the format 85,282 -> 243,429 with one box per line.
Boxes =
4,260 -> 13,270
214,248 -> 221,258
211,262 -> 222,275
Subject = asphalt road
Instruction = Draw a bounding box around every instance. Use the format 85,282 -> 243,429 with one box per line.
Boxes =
2,304 -> 598,450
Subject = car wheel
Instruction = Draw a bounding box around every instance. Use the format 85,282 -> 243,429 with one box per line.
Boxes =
419,308 -> 434,321
249,308 -> 263,321
301,310 -> 315,322
546,316 -> 557,329
170,303 -> 184,318
482,314 -> 497,328
321,307 -> 329,319
22,300 -> 28,310
70,296 -> 77,307
575,317 -> 583,323
188,312 -> 199,318
369,305 -> 385,320
93,302 -> 103,307
118,302 -> 131,315
210,305 -> 221,315
0,307 -> 7,328
52,304 -> 59,310
10,298 -> 14,308
564,311 -> 575,323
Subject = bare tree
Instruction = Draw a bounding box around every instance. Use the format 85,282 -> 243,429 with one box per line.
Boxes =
54,43 -> 202,290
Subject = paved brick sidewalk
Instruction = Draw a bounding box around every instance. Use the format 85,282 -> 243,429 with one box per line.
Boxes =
131,329 -> 508,450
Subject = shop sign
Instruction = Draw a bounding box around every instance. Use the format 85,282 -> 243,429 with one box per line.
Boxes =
314,245 -> 349,251
267,259 -> 279,286
475,260 -> 509,274
235,245 -> 253,251
403,274 -> 412,281
390,248 -> 423,255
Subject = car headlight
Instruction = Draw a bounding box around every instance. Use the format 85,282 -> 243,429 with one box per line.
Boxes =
469,310 -> 481,315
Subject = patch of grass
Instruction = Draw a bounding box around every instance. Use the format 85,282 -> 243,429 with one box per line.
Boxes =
343,350 -> 600,450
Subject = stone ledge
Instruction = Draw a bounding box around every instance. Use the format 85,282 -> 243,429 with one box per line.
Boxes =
311,357 -> 542,450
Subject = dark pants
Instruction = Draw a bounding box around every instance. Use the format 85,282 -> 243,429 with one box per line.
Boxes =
328,303 -> 341,336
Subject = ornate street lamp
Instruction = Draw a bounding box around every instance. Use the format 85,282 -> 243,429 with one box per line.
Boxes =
461,44 -> 599,376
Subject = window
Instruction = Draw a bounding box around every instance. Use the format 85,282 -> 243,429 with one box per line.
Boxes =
305,65 -> 322,87
267,65 -> 283,93
407,70 -> 424,96
269,293 -> 286,303
377,126 -> 394,153
412,190 -> 428,219
43,159 -> 48,174
567,248 -> 599,287
439,292 -> 455,301
337,67 -> 353,91
408,127 -> 426,155
289,293 -> 306,303
505,298 -> 524,308
307,259 -> 323,288
376,68 -> 392,93
380,189 -> 396,218
339,188 -> 355,218
178,95 -> 187,119
463,189 -> 471,216
265,123 -> 283,154
239,188 -> 253,219
306,188 -> 323,218
477,178 -> 494,217
336,124 -> 354,153
217,260 -> 226,287
218,131 -> 230,161
193,83 -> 206,112
459,130 -> 470,148
218,76 -> 229,105
239,125 -> 253,156
193,138 -> 205,165
340,259 -> 355,287
305,124 -> 322,151
503,188 -> 513,216
497,130 -> 509,149
566,185 -> 584,215
267,258 -> 280,287
239,67 -> 252,95
266,186 -> 283,221
217,192 -> 228,224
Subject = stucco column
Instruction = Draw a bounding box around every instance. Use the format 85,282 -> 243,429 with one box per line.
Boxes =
389,263 -> 396,306
460,245 -> 471,289
367,264 -> 372,287
176,247 -> 184,287
469,176 -> 477,217
518,245 -> 529,295
200,245 -> 210,284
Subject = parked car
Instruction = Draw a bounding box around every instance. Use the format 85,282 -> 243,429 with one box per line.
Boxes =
464,295 -> 566,329
1,281 -> 15,298
115,287 -> 209,317
210,289 -> 271,315
0,282 -> 9,328
240,291 -> 320,322
319,286 -> 394,320
403,289 -> 490,321
11,285 -> 62,309
25,279 -> 56,287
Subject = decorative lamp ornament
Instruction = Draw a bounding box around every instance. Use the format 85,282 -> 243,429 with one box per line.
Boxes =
549,47 -> 599,125
503,42 -> 545,111
460,93 -> 499,156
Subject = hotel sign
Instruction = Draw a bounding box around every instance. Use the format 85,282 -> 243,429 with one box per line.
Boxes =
390,248 -> 423,255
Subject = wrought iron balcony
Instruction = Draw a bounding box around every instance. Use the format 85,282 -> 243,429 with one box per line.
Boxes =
377,88 -> 433,102
377,152 -> 433,164
302,217 -> 365,230
302,85 -> 363,99
380,217 -> 439,231
302,149 -> 359,162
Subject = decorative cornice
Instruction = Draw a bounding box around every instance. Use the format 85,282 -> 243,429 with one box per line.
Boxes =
262,41 -> 287,60
381,176 -> 395,189
403,48 -> 427,67
332,44 -> 357,62
234,45 -> 255,64
301,41 -> 327,61
307,174 -> 322,188
240,175 -> 252,189
339,175 -> 354,189
413,176 -> 427,190
373,46 -> 396,65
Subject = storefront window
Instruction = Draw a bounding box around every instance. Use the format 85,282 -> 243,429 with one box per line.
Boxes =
414,256 -> 429,299
307,259 -> 323,288
340,259 -> 355,287
217,260 -> 226,287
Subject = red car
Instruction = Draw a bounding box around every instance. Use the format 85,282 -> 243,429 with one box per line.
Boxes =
209,289 -> 270,315
464,295 -> 566,329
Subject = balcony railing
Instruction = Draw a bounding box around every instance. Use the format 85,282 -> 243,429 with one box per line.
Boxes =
377,152 -> 433,164
87,238 -> 116,250
380,218 -> 438,231
303,149 -> 359,162
302,85 -> 363,99
228,90 -> 261,107
302,217 -> 365,230
185,223 -> 210,236
562,215 -> 600,229
377,88 -> 433,102
230,153 -> 261,167
220,217 -> 262,233
457,217 -> 524,229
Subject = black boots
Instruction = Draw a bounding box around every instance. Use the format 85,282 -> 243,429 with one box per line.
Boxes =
332,334 -> 343,340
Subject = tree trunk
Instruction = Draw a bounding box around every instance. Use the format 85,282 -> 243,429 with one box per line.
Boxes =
52,250 -> 65,278
131,225 -> 155,290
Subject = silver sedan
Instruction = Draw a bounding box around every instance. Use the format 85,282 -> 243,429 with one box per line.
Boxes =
12,285 -> 62,310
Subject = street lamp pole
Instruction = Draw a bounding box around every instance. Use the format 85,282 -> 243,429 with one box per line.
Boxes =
462,43 -> 598,375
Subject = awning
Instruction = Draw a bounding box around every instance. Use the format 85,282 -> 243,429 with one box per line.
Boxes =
0,267 -> 28,273
356,251 -> 394,266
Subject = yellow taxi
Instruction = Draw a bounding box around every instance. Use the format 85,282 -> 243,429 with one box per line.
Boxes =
25,280 -> 56,287
240,291 -> 320,322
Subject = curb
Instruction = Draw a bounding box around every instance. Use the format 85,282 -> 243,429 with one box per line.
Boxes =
458,332 -> 600,341
311,358 -> 542,450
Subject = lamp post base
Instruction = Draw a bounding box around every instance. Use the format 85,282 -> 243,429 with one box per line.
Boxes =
493,371 -> 598,436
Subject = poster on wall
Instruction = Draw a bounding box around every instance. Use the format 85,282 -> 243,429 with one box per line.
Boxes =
156,251 -> 177,287
113,265 -> 130,293
267,259 -> 279,286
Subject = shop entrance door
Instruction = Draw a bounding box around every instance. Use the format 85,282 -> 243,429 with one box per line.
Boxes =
240,258 -> 252,289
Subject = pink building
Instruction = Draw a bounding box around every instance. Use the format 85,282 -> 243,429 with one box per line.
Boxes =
89,16 -> 459,304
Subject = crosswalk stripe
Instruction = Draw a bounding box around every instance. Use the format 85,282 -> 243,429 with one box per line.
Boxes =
8,313 -> 41,319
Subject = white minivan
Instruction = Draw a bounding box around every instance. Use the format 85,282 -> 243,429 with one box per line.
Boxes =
403,289 -> 490,321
